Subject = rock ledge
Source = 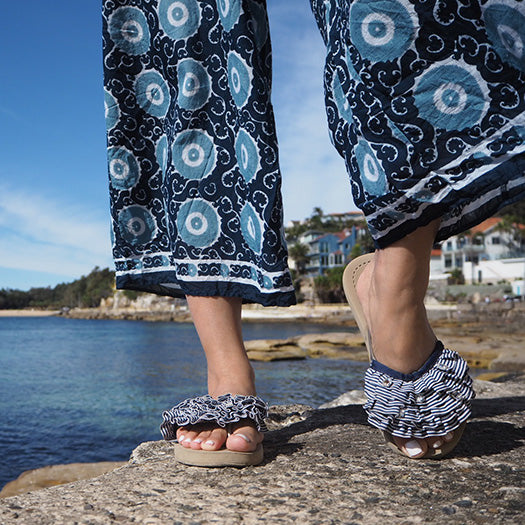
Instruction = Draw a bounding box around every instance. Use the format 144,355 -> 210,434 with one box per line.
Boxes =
1,379 -> 523,524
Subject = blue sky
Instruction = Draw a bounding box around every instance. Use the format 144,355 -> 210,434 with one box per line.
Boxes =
0,0 -> 356,291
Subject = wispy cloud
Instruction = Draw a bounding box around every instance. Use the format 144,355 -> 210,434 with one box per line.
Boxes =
269,0 -> 358,221
0,105 -> 26,124
0,185 -> 113,280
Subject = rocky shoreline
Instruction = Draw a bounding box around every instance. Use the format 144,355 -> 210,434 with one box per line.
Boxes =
1,301 -> 523,516
1,376 -> 523,523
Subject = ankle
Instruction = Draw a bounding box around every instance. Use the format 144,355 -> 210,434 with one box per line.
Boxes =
207,363 -> 256,398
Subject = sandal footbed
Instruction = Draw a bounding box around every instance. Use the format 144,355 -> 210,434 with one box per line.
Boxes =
173,443 -> 264,467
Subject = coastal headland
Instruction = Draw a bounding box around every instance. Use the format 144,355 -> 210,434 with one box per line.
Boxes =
8,300 -> 524,373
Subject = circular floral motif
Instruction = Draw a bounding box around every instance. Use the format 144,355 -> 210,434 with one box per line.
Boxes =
332,74 -> 353,123
218,0 -> 241,32
108,6 -> 151,56
118,205 -> 157,245
177,59 -> 211,110
227,52 -> 252,108
349,0 -> 416,62
413,62 -> 488,131
172,130 -> 216,180
235,129 -> 259,182
108,147 -> 140,190
159,0 -> 200,40
104,89 -> 120,130
240,203 -> 263,254
177,199 -> 220,248
135,70 -> 171,117
355,140 -> 387,196
483,1 -> 525,72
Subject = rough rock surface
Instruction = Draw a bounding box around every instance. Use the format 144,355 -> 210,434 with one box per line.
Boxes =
0,463 -> 126,499
245,327 -> 525,370
1,379 -> 523,524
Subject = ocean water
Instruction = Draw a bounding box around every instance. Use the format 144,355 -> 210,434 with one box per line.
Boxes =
0,316 -> 366,489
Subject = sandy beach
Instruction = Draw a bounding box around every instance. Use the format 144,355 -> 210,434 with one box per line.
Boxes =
0,309 -> 60,317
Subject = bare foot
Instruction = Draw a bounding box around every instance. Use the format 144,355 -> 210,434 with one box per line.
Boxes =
176,418 -> 263,452
181,296 -> 264,453
176,377 -> 263,453
355,249 -> 457,458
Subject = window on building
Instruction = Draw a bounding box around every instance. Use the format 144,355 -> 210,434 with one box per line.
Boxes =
446,241 -> 452,251
335,253 -> 343,265
492,236 -> 501,245
444,255 -> 452,268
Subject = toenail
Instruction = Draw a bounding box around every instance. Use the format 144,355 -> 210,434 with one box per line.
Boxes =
183,437 -> 192,443
404,440 -> 423,457
432,440 -> 443,449
193,438 -> 202,444
232,433 -> 251,443
205,440 -> 215,446
444,432 -> 454,442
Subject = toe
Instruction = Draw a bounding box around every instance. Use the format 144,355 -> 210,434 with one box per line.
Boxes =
427,436 -> 445,451
393,436 -> 428,459
226,420 -> 263,453
179,429 -> 199,448
189,429 -> 211,449
443,431 -> 455,443
200,428 -> 227,451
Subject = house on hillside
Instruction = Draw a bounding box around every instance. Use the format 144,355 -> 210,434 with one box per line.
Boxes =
440,217 -> 525,284
290,227 -> 363,276
318,211 -> 364,225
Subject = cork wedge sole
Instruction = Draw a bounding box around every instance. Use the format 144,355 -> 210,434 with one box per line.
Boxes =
342,253 -> 466,460
342,253 -> 375,357
174,443 -> 264,467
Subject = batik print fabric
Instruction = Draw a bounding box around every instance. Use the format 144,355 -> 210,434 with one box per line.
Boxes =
103,0 -> 295,306
311,0 -> 525,248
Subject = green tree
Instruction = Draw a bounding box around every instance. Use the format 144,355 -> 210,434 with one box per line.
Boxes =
0,267 -> 116,310
314,266 -> 346,303
501,200 -> 525,224
350,243 -> 363,260
309,207 -> 325,229
288,242 -> 310,275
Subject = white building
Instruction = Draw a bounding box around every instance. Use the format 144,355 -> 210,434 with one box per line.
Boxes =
439,217 -> 525,285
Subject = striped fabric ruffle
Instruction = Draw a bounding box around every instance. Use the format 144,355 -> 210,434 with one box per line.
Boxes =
160,394 -> 269,440
363,342 -> 474,439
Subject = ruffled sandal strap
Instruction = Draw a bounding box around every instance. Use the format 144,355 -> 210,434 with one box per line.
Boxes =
363,341 -> 475,439
160,394 -> 269,441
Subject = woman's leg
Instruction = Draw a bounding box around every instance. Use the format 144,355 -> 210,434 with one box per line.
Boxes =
176,296 -> 263,453
356,219 -> 456,458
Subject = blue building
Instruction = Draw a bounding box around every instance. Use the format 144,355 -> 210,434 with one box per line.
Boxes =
303,227 -> 359,275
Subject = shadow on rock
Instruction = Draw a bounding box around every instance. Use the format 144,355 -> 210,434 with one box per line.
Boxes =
454,420 -> 525,459
263,404 -> 369,462
264,400 -> 524,463
471,396 -> 525,418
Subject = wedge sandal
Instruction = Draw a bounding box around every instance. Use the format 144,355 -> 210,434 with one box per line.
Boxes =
342,254 -> 474,459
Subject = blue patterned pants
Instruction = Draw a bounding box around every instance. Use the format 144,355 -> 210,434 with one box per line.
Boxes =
103,0 -> 525,306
